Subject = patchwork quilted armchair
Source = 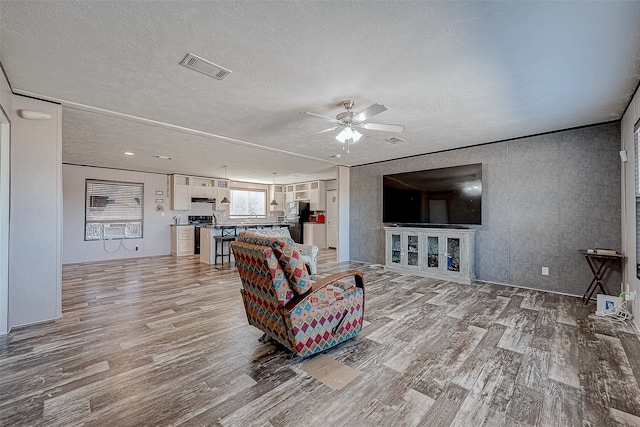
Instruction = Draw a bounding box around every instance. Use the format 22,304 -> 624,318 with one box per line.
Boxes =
250,226 -> 318,274
231,231 -> 365,358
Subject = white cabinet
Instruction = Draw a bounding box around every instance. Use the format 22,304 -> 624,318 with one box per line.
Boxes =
191,177 -> 217,198
288,181 -> 326,210
384,227 -> 476,285
386,230 -> 422,272
294,183 -> 309,201
170,175 -> 191,210
171,225 -> 194,256
303,223 -> 326,248
215,179 -> 230,211
309,181 -> 326,211
284,185 -> 295,203
270,185 -> 284,211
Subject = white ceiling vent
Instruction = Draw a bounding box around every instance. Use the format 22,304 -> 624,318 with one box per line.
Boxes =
180,53 -> 231,80
153,154 -> 173,160
385,136 -> 406,144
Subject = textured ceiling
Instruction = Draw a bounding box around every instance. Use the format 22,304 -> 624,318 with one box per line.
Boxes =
1,1 -> 640,184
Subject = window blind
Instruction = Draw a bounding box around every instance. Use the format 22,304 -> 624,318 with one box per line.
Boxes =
85,179 -> 143,240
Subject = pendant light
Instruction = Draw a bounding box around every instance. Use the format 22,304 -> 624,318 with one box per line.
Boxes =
270,172 -> 279,206
220,165 -> 231,204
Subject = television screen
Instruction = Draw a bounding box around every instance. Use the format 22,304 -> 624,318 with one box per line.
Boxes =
383,163 -> 482,225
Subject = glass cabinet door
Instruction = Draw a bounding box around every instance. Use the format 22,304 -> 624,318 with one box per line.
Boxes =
447,237 -> 460,272
406,234 -> 419,267
391,233 -> 401,264
427,236 -> 439,268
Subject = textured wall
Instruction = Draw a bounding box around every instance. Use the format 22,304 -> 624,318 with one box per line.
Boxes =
351,122 -> 621,296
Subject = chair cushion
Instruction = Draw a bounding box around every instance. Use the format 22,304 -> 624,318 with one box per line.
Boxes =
270,241 -> 312,294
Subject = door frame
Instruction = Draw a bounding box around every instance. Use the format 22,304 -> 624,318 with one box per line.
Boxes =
0,107 -> 9,335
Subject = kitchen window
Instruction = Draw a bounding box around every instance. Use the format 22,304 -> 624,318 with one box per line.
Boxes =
85,179 -> 143,240
229,188 -> 267,219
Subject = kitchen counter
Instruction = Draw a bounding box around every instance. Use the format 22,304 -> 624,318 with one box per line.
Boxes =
201,222 -> 289,229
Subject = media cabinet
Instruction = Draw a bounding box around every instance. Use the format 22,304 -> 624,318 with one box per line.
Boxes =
384,226 -> 476,285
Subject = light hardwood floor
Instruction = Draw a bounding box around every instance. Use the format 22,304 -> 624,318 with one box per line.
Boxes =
1,250 -> 640,426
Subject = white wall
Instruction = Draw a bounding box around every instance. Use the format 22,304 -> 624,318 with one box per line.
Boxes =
621,91 -> 640,330
63,165 -> 178,263
337,166 -> 350,262
9,95 -> 62,328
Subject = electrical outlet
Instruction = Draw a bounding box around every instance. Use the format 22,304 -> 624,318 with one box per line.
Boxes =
627,291 -> 636,301
541,267 -> 549,276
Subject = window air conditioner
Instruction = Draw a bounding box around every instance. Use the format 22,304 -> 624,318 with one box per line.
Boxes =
104,223 -> 126,239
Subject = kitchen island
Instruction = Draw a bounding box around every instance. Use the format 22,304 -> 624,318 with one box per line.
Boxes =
199,223 -> 289,264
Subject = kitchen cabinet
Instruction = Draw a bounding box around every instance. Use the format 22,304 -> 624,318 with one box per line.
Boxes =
191,177 -> 217,198
384,226 -> 476,285
309,181 -> 326,211
171,225 -> 194,256
285,185 -> 295,203
269,185 -> 284,211
170,175 -> 191,210
303,223 -> 326,248
215,179 -> 230,211
289,181 -> 326,210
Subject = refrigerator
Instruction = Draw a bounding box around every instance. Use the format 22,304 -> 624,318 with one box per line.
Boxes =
285,201 -> 310,243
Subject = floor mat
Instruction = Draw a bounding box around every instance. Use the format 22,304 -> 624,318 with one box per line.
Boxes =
300,354 -> 361,390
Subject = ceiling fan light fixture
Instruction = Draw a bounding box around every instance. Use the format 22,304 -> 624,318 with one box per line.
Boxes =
351,129 -> 363,142
336,127 -> 354,143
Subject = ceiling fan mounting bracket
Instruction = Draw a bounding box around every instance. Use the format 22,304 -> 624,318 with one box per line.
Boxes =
341,100 -> 355,111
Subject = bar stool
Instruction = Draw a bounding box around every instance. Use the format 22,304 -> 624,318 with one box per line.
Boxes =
214,226 -> 237,265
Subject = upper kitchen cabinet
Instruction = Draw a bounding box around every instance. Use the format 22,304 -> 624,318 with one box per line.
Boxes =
191,177 -> 217,199
170,175 -> 191,210
309,181 -> 326,211
215,179 -> 230,211
284,185 -> 295,203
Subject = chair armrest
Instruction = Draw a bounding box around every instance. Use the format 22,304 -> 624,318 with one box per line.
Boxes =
283,269 -> 364,311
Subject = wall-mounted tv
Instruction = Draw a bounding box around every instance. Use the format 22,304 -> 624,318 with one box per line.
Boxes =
383,163 -> 482,226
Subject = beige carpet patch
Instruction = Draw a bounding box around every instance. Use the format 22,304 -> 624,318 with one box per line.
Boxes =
301,354 -> 361,390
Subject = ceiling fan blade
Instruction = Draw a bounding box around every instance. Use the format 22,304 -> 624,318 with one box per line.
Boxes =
354,103 -> 387,122
307,126 -> 340,136
362,122 -> 405,133
304,111 -> 340,124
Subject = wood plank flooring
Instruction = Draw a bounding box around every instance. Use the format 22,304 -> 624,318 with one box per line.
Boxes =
1,250 -> 640,426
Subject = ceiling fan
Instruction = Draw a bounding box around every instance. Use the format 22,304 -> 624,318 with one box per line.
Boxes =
305,100 -> 404,152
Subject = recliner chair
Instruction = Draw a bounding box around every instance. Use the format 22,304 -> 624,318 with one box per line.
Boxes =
231,231 -> 365,358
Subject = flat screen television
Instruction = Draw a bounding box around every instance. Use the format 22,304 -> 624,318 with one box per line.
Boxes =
383,163 -> 482,226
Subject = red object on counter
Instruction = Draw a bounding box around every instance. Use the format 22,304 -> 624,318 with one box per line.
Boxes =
308,214 -> 325,223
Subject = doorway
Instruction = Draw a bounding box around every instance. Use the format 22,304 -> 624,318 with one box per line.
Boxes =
326,189 -> 338,248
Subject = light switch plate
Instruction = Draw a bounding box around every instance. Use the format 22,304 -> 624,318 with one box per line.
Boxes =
542,267 -> 549,276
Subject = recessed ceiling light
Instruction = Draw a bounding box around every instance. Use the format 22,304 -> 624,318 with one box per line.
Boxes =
385,136 -> 406,144
153,155 -> 173,160
124,152 -> 134,156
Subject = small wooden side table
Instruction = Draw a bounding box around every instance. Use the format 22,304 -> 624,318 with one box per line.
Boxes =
579,250 -> 625,304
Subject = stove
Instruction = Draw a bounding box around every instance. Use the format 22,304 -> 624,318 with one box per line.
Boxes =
188,216 -> 213,254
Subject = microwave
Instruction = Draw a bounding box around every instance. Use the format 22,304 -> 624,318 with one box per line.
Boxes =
309,214 -> 325,223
